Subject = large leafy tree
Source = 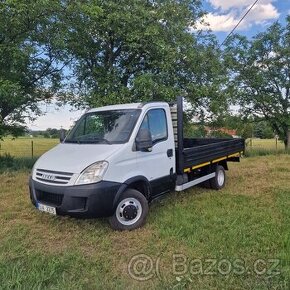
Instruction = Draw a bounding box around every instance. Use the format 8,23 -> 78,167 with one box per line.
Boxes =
61,0 -> 225,114
0,0 -> 66,137
0,0 -> 226,137
225,17 -> 290,148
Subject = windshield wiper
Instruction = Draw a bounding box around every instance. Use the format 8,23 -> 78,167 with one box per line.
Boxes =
65,135 -> 112,144
64,140 -> 79,144
85,138 -> 112,144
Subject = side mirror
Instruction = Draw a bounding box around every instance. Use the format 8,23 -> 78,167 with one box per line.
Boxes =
135,128 -> 153,152
60,129 -> 66,143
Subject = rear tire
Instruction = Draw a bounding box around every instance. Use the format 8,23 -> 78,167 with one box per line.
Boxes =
210,165 -> 226,190
109,188 -> 149,231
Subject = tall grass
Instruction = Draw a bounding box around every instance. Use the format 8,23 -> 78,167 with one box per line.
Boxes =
245,148 -> 290,157
0,154 -> 37,172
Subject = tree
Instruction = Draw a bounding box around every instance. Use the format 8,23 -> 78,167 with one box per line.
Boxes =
61,0 -> 224,114
224,17 -> 290,148
239,123 -> 253,140
184,124 -> 207,138
0,0 -> 226,137
46,128 -> 59,138
0,0 -> 66,138
253,121 -> 274,139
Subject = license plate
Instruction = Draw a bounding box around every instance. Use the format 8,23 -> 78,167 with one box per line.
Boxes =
37,203 -> 56,215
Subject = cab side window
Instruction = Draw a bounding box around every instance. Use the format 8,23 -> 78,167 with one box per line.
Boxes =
139,109 -> 168,144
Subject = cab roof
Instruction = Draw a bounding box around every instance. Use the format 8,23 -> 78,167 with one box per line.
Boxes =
87,101 -> 169,113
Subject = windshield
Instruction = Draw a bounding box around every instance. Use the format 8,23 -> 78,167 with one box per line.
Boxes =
65,109 -> 141,144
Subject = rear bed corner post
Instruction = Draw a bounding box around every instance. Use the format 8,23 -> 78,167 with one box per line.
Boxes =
177,96 -> 184,174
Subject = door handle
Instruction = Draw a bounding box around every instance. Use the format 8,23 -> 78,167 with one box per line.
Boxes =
167,149 -> 173,157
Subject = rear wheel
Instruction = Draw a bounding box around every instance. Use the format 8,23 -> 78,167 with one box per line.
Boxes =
210,165 -> 226,190
109,188 -> 149,231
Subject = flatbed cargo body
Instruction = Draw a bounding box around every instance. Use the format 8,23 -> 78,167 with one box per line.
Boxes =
181,138 -> 245,172
173,96 -> 245,175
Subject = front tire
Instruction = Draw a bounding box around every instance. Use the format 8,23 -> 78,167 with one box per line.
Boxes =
109,188 -> 149,231
210,165 -> 226,190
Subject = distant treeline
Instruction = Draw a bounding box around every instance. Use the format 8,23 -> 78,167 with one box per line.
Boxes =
28,128 -> 68,139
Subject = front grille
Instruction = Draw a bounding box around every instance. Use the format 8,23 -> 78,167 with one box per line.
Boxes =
36,169 -> 73,185
36,190 -> 64,206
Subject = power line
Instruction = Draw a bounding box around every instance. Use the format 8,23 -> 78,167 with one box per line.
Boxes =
219,0 -> 259,48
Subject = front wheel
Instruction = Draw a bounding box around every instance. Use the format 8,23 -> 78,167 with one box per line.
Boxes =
109,188 -> 149,231
210,165 -> 226,190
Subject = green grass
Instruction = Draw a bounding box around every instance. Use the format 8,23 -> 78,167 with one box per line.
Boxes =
0,137 -> 59,157
246,138 -> 285,150
0,154 -> 37,173
244,148 -> 290,157
245,138 -> 289,157
0,137 -> 58,172
0,155 -> 289,289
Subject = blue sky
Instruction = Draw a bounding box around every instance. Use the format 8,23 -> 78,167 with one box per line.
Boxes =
199,0 -> 290,41
29,0 -> 290,130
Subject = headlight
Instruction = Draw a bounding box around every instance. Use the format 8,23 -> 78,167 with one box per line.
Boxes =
75,161 -> 108,185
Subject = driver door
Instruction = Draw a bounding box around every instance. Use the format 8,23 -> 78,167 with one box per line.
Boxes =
135,108 -> 175,197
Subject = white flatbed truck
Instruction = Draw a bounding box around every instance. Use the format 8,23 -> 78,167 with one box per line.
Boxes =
29,97 -> 244,230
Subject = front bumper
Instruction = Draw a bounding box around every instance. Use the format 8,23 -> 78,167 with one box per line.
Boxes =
29,177 -> 122,218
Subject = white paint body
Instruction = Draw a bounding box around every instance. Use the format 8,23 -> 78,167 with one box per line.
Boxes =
32,102 -> 176,186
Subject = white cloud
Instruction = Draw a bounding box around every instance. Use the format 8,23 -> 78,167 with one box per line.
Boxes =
197,1 -> 280,32
197,13 -> 241,32
208,0 -> 274,11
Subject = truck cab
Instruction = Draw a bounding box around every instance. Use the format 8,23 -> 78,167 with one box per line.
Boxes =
29,98 -> 244,230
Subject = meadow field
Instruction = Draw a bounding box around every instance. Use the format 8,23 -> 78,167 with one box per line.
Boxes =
0,137 -> 59,158
0,155 -> 289,289
246,138 -> 285,152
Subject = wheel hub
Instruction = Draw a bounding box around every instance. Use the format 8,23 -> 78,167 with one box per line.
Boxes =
116,197 -> 143,226
123,205 -> 138,220
217,170 -> 225,186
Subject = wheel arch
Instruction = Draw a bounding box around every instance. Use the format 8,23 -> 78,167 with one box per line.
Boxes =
112,176 -> 151,209
217,160 -> 228,170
